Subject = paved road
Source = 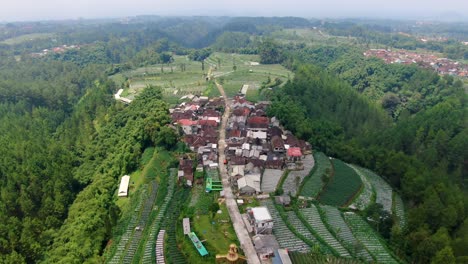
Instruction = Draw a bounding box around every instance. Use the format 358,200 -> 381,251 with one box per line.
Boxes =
216,82 -> 261,264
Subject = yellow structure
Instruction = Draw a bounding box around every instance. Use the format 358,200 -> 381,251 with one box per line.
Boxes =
215,244 -> 247,264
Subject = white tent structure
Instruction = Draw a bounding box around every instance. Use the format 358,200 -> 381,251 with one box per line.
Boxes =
118,175 -> 130,197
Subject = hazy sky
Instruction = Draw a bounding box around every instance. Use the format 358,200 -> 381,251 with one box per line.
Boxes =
1,0 -> 467,22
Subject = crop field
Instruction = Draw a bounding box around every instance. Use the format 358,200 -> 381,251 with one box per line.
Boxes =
269,28 -> 356,47
261,200 -> 310,252
393,193 -> 406,229
111,52 -> 293,103
343,213 -> 399,264
1,33 -> 55,45
161,187 -> 190,264
320,205 -> 373,262
288,251 -> 361,264
140,169 -> 177,263
283,154 -> 315,196
348,164 -> 374,211
356,167 -> 393,213
318,159 -> 362,207
299,205 -> 350,257
300,152 -> 330,198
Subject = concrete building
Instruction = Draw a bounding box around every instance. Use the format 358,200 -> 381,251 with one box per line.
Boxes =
247,207 -> 273,235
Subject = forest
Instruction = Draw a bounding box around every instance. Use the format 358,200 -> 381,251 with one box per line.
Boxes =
0,16 -> 466,263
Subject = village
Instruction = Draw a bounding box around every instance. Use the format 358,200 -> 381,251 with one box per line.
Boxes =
364,48 -> 468,77
167,88 -> 315,263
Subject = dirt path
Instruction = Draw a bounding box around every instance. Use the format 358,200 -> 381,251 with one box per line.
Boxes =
216,81 -> 261,264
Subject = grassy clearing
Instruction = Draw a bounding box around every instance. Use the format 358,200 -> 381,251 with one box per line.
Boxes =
1,33 -> 55,45
192,203 -> 237,254
180,186 -> 238,263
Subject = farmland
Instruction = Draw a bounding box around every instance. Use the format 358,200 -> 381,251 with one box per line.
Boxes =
288,251 -> 361,264
355,167 -> 393,212
299,205 -> 350,257
110,52 -> 292,104
261,200 -> 310,253
343,213 -> 399,264
318,159 -> 362,207
320,205 -> 373,262
1,33 -> 55,45
348,164 -> 375,210
299,152 -> 330,198
282,154 -> 315,196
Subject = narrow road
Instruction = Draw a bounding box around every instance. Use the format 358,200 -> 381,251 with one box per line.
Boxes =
216,82 -> 261,264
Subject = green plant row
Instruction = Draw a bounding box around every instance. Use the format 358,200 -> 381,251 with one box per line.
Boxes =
272,199 -> 329,254
299,152 -> 330,198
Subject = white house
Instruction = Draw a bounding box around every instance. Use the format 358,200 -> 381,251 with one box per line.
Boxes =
118,175 -> 130,197
248,207 -> 273,235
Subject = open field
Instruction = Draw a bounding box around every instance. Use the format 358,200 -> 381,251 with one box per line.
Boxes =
270,28 -> 357,46
1,33 -> 55,45
110,52 -> 293,103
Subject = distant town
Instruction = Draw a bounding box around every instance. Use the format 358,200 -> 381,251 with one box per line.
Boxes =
364,48 -> 468,77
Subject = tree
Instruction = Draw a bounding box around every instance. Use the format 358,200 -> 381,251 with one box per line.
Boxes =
431,246 -> 456,264
258,38 -> 284,64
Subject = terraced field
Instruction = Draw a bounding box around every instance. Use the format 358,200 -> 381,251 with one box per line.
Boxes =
289,251 -> 361,264
348,164 -> 374,210
319,159 -> 362,207
261,200 -> 310,252
162,187 -> 190,264
393,193 -> 406,229
343,213 -> 399,264
141,169 -> 177,264
285,211 -> 321,244
107,189 -> 146,264
320,205 -> 372,262
299,205 -> 350,257
356,167 -> 393,213
300,152 -> 330,198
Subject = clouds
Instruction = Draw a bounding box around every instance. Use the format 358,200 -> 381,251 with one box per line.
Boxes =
1,0 -> 466,22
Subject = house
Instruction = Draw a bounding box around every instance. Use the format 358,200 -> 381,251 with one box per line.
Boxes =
271,136 -> 285,153
247,130 -> 267,141
268,126 -> 283,138
179,159 -> 194,186
118,175 -> 130,197
253,235 -> 280,260
198,119 -> 218,128
232,96 -> 254,109
247,207 -> 273,234
227,129 -> 245,141
177,119 -> 198,135
238,174 -> 261,195
230,165 -> 245,180
230,156 -> 246,166
200,109 -> 221,123
247,116 -> 269,131
287,147 -> 302,162
265,159 -> 283,170
171,110 -> 194,122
